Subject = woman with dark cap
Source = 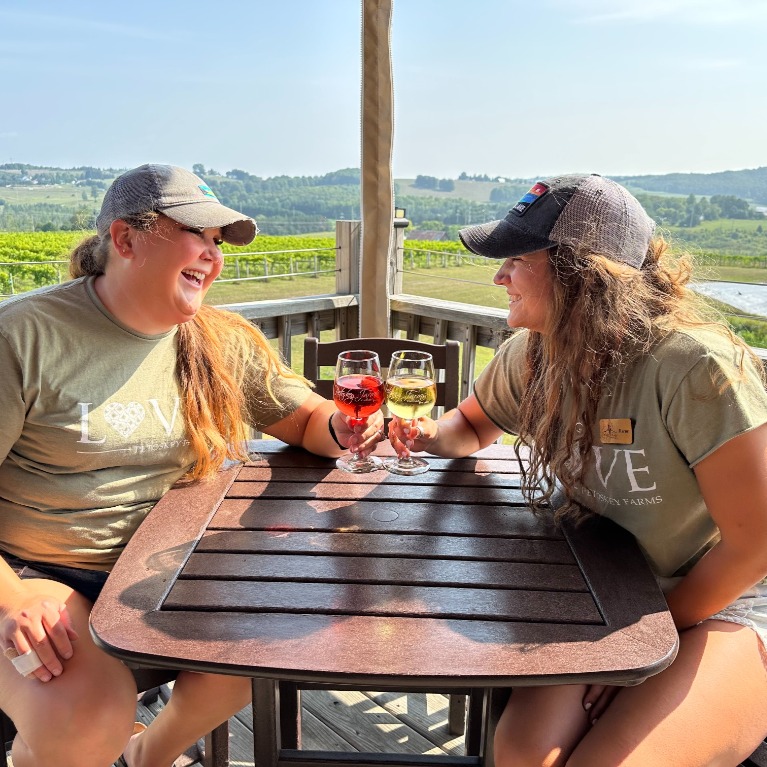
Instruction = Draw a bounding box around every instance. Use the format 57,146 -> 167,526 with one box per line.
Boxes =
389,174 -> 767,765
0,164 -> 383,767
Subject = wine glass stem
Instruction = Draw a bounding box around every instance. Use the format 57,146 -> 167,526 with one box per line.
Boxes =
349,418 -> 363,456
407,418 -> 417,452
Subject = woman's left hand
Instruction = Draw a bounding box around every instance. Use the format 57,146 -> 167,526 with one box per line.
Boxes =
582,684 -> 620,724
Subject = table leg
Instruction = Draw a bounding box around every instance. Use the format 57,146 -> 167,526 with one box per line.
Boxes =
204,722 -> 230,767
252,678 -> 279,767
464,689 -> 487,756
279,681 -> 301,749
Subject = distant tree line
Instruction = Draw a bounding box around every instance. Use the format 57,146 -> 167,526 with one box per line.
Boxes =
0,164 -> 765,235
636,193 -> 763,227
615,167 -> 767,206
413,175 -> 455,192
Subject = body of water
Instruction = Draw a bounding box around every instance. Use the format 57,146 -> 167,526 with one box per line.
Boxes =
692,281 -> 767,319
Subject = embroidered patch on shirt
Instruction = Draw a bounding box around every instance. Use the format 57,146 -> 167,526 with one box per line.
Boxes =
599,418 -> 633,444
198,184 -> 218,200
511,182 -> 549,216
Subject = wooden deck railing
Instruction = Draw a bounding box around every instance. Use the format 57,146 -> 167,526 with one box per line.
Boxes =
217,221 -> 513,400
217,220 -> 767,391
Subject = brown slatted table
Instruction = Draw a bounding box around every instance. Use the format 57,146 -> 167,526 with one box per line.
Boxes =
90,440 -> 678,767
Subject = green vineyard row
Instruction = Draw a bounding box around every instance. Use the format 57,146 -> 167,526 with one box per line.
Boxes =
1,230 -> 766,296
0,232 -> 480,295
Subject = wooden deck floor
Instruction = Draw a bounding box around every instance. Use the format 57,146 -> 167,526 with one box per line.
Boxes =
124,686 -> 467,766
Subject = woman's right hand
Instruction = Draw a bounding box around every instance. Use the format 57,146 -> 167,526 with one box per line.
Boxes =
0,589 -> 78,682
388,415 -> 437,458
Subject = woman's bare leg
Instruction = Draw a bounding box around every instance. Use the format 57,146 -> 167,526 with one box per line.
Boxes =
493,622 -> 767,767
122,670 -> 250,767
494,684 -> 591,767
0,579 -> 137,767
568,621 -> 767,767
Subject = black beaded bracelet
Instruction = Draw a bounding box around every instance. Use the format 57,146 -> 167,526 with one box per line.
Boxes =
327,413 -> 344,448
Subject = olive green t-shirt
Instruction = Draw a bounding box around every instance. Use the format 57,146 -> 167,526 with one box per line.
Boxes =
0,277 -> 311,569
474,328 -> 767,577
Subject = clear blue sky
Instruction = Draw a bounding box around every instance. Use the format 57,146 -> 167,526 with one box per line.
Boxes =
1,0 -> 765,180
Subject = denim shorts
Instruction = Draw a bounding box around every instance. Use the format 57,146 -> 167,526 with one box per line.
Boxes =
660,575 -> 767,653
2,551 -> 109,604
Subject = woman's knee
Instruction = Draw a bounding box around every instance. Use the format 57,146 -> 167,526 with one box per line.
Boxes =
13,687 -> 135,767
11,658 -> 137,767
174,669 -> 251,710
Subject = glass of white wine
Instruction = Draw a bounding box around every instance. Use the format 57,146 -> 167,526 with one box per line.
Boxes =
384,350 -> 437,475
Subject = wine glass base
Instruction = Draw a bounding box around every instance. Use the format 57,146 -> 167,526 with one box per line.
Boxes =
383,456 -> 430,476
336,454 -> 383,473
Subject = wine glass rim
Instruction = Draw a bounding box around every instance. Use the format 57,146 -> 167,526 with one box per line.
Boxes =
389,350 -> 433,362
337,349 -> 380,361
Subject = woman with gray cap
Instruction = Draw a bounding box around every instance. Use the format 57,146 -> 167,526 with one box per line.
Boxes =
0,164 -> 384,767
389,174 -> 767,765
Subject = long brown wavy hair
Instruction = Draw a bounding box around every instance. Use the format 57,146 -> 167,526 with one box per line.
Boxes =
515,236 -> 764,522
70,214 -> 306,481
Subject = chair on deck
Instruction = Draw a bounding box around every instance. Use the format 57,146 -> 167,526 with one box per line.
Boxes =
1,667 -> 229,767
276,335 -> 468,746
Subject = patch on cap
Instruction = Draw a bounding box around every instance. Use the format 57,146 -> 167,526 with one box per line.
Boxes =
198,184 -> 218,201
511,182 -> 549,217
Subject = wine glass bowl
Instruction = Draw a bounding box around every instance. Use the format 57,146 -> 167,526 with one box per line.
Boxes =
384,350 -> 436,475
333,350 -> 385,473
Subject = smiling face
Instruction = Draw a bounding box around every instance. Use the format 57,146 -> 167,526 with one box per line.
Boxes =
492,248 -> 555,334
99,214 -> 224,335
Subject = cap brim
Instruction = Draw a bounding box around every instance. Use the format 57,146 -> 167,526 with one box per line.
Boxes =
160,201 -> 257,246
458,218 -> 553,259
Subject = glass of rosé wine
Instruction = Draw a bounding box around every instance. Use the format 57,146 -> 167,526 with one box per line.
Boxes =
383,350 -> 437,475
333,350 -> 385,473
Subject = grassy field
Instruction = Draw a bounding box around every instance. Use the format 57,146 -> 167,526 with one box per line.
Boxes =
1,184 -> 99,206
203,266 -> 508,310
396,179 -> 502,202
697,264 -> 767,284
2,179 -> 503,206
684,219 -> 767,233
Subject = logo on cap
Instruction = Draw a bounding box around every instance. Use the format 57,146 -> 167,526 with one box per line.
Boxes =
198,184 -> 219,201
512,182 -> 549,216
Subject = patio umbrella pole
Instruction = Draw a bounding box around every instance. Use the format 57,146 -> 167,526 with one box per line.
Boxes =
360,0 -> 394,337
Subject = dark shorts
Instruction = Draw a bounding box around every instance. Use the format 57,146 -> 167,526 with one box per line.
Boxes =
2,552 -> 109,604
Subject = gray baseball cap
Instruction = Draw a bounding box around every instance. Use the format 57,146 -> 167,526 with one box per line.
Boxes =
459,174 -> 655,269
96,164 -> 257,245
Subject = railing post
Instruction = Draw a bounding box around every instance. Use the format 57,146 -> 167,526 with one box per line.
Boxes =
459,323 -> 478,401
336,220 -> 361,296
389,223 -> 404,298
335,220 -> 361,339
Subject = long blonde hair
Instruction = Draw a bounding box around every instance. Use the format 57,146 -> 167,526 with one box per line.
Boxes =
70,217 -> 306,481
515,237 -> 763,522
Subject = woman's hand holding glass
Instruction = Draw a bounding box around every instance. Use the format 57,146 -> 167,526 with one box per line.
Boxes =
384,351 -> 437,475
332,350 -> 386,473
329,408 -> 385,461
387,413 -> 436,456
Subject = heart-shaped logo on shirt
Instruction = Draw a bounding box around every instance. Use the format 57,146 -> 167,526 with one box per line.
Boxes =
104,402 -> 146,438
